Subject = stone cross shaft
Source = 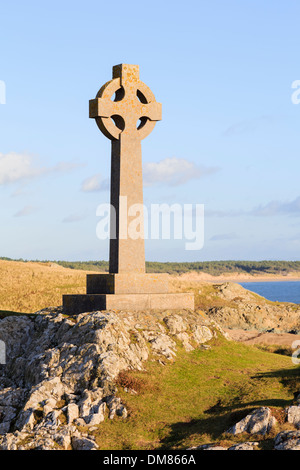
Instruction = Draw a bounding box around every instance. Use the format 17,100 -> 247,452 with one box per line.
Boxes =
89,64 -> 162,274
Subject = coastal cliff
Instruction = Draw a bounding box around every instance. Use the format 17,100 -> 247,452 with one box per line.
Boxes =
203,282 -> 300,333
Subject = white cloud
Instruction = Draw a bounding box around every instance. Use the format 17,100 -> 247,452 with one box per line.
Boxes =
62,213 -> 86,223
81,174 -> 110,192
0,152 -> 82,186
223,115 -> 274,137
143,157 -> 218,187
51,161 -> 82,173
80,158 -> 217,192
251,197 -> 300,217
206,196 -> 300,219
14,205 -> 38,217
10,184 -> 32,198
0,152 -> 41,184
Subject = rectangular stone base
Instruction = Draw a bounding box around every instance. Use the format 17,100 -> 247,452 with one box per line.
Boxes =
63,292 -> 194,315
86,273 -> 169,294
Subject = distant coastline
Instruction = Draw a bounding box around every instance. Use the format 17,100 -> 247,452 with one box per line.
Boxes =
172,271 -> 300,284
1,257 -> 300,284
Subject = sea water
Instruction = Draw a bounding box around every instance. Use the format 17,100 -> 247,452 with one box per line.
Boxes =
239,281 -> 300,304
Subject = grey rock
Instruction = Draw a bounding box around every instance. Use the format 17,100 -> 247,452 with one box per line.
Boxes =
78,388 -> 106,426
163,315 -> 188,335
84,402 -> 106,426
0,421 -> 11,435
53,426 -> 74,450
286,405 -> 300,428
43,397 -> 57,417
0,387 -> 25,407
0,316 -> 34,361
190,441 -> 259,451
72,436 -> 99,450
66,403 -> 79,424
192,325 -> 213,345
24,377 -> 66,411
274,430 -> 300,450
228,442 -> 259,450
107,396 -> 127,420
189,444 -> 227,450
43,410 -> 61,428
143,332 -> 176,360
15,409 -> 36,432
227,407 -> 276,435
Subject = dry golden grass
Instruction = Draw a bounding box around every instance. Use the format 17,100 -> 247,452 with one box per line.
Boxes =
0,260 -> 99,313
0,262 -> 232,314
169,278 -> 230,310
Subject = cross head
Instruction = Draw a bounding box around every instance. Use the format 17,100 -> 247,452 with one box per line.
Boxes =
89,64 -> 162,141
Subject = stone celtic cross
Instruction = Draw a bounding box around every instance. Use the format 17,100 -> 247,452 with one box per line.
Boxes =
89,64 -> 162,274
62,64 -> 194,314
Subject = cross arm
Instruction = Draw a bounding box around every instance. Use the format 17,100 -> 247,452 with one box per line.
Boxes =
90,97 -> 162,122
89,98 -> 114,119
142,101 -> 162,122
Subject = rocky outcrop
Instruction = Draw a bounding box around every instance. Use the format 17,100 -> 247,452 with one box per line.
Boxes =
274,431 -> 300,450
205,282 -> 300,333
226,405 -> 300,450
190,442 -> 259,451
0,308 -> 221,450
1,293 -> 299,451
227,407 -> 277,435
193,405 -> 300,450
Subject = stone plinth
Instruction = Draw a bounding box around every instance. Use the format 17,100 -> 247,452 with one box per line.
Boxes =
63,292 -> 194,315
86,273 -> 169,294
64,272 -> 195,314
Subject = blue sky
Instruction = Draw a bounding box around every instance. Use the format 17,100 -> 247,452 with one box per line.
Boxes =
1,0 -> 300,262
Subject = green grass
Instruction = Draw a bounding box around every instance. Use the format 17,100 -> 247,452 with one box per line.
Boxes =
86,335 -> 299,450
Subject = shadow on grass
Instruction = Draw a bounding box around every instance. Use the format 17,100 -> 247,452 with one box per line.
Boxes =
158,399 -> 290,449
251,367 -> 300,398
158,412 -> 243,449
159,367 -> 300,449
0,310 -> 31,319
205,398 -> 291,416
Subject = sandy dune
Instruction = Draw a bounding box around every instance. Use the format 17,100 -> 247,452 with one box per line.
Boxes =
225,328 -> 300,348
